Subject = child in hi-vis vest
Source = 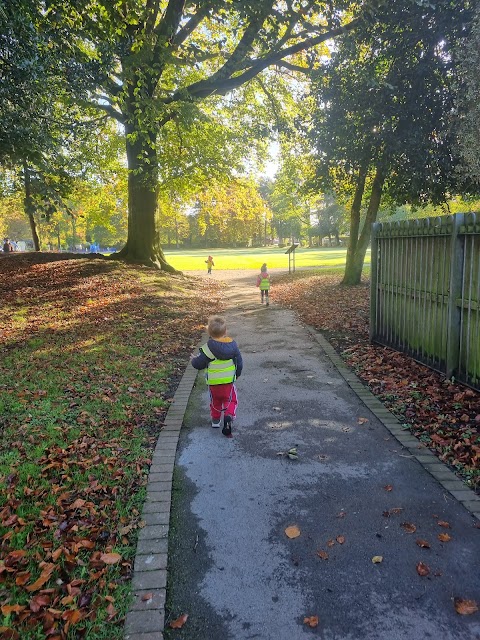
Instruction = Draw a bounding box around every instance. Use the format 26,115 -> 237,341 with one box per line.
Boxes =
205,255 -> 214,274
256,263 -> 271,305
191,315 -> 243,436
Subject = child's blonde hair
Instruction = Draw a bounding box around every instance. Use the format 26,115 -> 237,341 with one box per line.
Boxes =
207,315 -> 227,338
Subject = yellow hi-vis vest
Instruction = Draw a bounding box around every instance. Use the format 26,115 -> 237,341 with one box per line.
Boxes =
259,275 -> 270,290
202,344 -> 236,385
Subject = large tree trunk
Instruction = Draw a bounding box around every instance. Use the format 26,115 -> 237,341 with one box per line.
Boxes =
342,164 -> 385,285
23,163 -> 40,251
113,123 -> 178,272
342,160 -> 368,285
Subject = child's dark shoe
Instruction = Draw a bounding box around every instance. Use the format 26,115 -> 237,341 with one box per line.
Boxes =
222,415 -> 233,437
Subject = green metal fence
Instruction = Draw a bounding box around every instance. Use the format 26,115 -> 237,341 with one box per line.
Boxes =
370,212 -> 480,391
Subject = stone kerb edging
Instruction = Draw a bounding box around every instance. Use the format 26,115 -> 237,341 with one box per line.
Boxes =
124,360 -> 200,640
306,326 -> 480,521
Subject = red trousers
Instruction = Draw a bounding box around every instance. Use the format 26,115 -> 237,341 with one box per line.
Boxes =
209,383 -> 238,421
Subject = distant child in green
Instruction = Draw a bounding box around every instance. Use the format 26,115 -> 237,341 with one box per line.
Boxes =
205,255 -> 214,274
256,263 -> 271,305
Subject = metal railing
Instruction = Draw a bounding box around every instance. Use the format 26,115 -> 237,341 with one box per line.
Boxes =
370,212 -> 480,391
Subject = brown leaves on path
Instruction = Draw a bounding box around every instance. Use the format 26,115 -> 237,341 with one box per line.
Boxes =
416,539 -> 431,549
438,533 -> 452,543
416,562 -> 430,576
170,613 -> 189,628
303,615 -> 319,628
454,598 -> 478,615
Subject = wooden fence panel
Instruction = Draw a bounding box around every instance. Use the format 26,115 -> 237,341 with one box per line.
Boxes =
370,213 -> 480,391
458,217 -> 480,388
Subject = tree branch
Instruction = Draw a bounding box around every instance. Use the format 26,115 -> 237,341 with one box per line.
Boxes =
168,18 -> 360,102
144,0 -> 161,33
202,1 -> 275,85
173,5 -> 211,46
148,0 -> 186,84
153,0 -> 186,43
274,61 -> 311,74
83,100 -> 125,124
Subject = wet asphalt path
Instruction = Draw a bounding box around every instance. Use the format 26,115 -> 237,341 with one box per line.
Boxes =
165,271 -> 480,640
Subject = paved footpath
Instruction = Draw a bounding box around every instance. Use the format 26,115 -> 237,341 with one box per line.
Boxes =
126,270 -> 480,640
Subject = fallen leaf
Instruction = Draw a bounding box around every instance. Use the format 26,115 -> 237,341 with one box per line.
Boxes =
303,616 -> 319,628
336,511 -> 346,518
336,535 -> 345,544
416,539 -> 431,549
106,602 -> 117,620
100,553 -> 122,565
437,520 -> 451,528
316,550 -> 328,560
454,598 -> 478,615
141,593 -> 153,602
1,604 -> 25,616
0,628 -> 20,640
285,525 -> 301,539
358,417 -> 369,424
401,522 -> 417,534
15,571 -> 31,586
62,608 -> 82,624
416,562 -> 430,576
29,594 -> 51,612
438,533 -> 452,542
25,564 -> 55,592
170,613 -> 188,629
384,485 -> 393,492
372,556 -> 383,563
326,539 -> 335,547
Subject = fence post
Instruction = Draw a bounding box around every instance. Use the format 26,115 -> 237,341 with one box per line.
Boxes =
446,213 -> 465,379
370,222 -> 380,343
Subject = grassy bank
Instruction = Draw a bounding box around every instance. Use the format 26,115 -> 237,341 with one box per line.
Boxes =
0,253 -> 222,639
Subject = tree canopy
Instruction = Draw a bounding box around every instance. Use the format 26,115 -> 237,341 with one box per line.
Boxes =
454,2 -> 480,186
30,0 -> 376,268
308,0 -> 474,283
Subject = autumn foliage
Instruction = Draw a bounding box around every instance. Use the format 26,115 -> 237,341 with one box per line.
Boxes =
0,254 -> 222,639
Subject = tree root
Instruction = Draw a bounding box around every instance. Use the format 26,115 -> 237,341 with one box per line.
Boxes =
107,249 -> 182,274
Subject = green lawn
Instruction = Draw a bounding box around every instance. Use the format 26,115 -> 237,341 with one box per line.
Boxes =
164,246 -> 370,271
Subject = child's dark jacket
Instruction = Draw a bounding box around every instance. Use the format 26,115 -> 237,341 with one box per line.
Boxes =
191,337 -> 243,378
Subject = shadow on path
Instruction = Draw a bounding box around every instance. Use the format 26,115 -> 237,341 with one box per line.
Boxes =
166,271 -> 480,640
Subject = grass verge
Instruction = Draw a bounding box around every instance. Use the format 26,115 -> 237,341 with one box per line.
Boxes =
0,253 -> 222,639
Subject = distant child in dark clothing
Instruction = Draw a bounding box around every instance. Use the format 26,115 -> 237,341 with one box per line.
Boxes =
256,263 -> 271,305
191,315 -> 243,436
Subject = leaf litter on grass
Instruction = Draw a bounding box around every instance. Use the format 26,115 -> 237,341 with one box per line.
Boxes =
0,254 -> 223,639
